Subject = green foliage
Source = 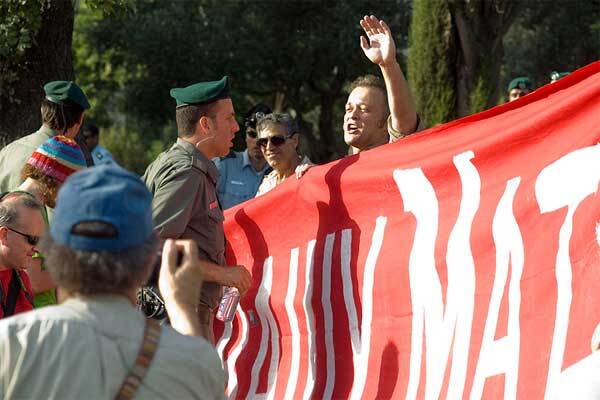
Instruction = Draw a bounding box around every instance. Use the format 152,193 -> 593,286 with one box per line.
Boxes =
0,0 -> 48,102
73,0 -> 413,171
408,0 -> 456,125
502,1 -> 600,93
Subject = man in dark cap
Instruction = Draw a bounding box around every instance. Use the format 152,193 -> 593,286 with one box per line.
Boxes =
507,77 -> 533,102
213,103 -> 272,209
0,81 -> 91,193
550,71 -> 570,84
143,76 -> 252,343
0,165 -> 226,399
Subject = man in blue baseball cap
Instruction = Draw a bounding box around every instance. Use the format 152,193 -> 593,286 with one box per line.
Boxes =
0,165 -> 226,399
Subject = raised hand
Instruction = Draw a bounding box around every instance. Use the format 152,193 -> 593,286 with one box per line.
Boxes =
359,15 -> 396,67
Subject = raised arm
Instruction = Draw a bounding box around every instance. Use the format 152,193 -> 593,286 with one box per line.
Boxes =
359,15 -> 418,141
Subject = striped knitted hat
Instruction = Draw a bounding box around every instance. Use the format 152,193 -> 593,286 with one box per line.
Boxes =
27,136 -> 86,183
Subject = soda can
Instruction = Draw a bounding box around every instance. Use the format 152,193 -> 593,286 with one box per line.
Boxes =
216,286 -> 240,322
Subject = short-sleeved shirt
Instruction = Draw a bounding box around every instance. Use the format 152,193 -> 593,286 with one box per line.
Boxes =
142,138 -> 225,309
213,150 -> 271,209
91,144 -> 116,165
0,296 -> 226,399
0,269 -> 34,319
0,126 -> 58,193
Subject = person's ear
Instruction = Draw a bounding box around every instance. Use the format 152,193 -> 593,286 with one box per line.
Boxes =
291,133 -> 299,148
197,116 -> 212,135
0,227 -> 8,246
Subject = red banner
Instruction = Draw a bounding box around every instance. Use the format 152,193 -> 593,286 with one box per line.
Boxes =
216,61 -> 600,399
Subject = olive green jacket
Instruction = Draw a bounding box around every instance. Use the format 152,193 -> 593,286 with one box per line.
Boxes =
0,126 -> 57,193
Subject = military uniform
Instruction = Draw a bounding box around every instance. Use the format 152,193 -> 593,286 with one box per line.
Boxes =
0,126 -> 57,193
143,138 -> 225,342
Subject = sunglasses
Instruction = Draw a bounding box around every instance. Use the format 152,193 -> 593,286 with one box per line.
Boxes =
256,135 -> 293,149
3,226 -> 40,246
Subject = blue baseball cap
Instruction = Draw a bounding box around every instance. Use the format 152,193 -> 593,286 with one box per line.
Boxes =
50,165 -> 154,251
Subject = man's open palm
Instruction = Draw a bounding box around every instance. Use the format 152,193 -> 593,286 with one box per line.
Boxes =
359,15 -> 396,67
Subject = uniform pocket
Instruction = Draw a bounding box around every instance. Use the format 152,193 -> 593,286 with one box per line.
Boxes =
207,207 -> 225,223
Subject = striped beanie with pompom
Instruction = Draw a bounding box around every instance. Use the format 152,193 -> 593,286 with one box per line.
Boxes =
27,136 -> 86,183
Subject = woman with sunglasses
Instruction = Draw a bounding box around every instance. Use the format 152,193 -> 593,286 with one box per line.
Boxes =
255,113 -> 312,196
17,135 -> 87,308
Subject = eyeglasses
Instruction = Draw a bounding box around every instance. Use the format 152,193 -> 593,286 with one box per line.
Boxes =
3,226 -> 39,246
256,135 -> 294,149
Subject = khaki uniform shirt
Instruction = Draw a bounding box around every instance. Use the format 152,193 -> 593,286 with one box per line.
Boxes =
0,125 -> 57,193
143,138 -> 225,309
0,296 -> 226,400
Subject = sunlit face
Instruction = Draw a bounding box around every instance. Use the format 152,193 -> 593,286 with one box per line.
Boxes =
0,205 -> 45,270
245,127 -> 264,163
207,98 -> 239,157
508,88 -> 530,102
258,124 -> 298,172
343,86 -> 388,151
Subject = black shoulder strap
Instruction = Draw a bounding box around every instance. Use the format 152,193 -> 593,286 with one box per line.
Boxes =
0,280 -> 6,316
4,270 -> 25,317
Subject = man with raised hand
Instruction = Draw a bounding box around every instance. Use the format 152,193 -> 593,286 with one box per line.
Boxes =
344,15 -> 423,155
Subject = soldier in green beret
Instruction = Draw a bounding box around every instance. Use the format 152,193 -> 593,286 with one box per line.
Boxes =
0,81 -> 90,194
507,76 -> 533,102
142,76 -> 252,344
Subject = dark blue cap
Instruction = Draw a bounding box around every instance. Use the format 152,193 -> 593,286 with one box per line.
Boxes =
50,165 -> 153,251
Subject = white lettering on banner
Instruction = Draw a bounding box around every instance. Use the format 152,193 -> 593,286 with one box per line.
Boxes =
343,217 -> 388,400
394,167 -> 439,400
394,150 -> 480,400
322,233 -> 336,400
221,308 -> 249,398
302,240 -> 317,400
283,248 -> 301,400
220,144 -> 599,399
536,144 -> 600,399
471,177 -> 523,400
248,257 -> 278,398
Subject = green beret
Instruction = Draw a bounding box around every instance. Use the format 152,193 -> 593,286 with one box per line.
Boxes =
170,76 -> 230,108
507,77 -> 533,92
44,81 -> 90,110
550,71 -> 570,82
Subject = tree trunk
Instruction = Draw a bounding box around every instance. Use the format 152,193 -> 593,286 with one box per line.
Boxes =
409,0 -> 520,124
0,0 -> 75,146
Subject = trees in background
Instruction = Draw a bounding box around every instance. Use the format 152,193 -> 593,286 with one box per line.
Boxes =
2,0 -> 597,171
408,0 -> 599,126
0,0 -> 129,145
75,0 -> 412,170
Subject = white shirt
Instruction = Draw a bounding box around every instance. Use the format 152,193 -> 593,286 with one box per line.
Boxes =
0,295 -> 225,400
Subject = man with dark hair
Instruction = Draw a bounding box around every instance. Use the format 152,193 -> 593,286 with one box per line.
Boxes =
344,15 -> 424,154
0,166 -> 226,399
0,81 -> 91,193
81,123 -> 115,165
0,192 -> 44,319
213,103 -> 273,209
143,76 -> 251,343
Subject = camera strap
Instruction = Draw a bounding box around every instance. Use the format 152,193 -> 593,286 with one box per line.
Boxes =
113,318 -> 161,400
0,270 -> 30,317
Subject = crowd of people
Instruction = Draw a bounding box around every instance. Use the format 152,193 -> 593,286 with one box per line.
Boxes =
0,12 -> 584,399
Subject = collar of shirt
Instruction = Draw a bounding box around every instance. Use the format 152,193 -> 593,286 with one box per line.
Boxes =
175,138 -> 220,184
59,295 -> 144,335
242,150 -> 270,174
38,125 -> 59,139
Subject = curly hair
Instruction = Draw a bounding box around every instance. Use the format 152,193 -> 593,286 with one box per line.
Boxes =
21,164 -> 59,208
40,227 -> 159,296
